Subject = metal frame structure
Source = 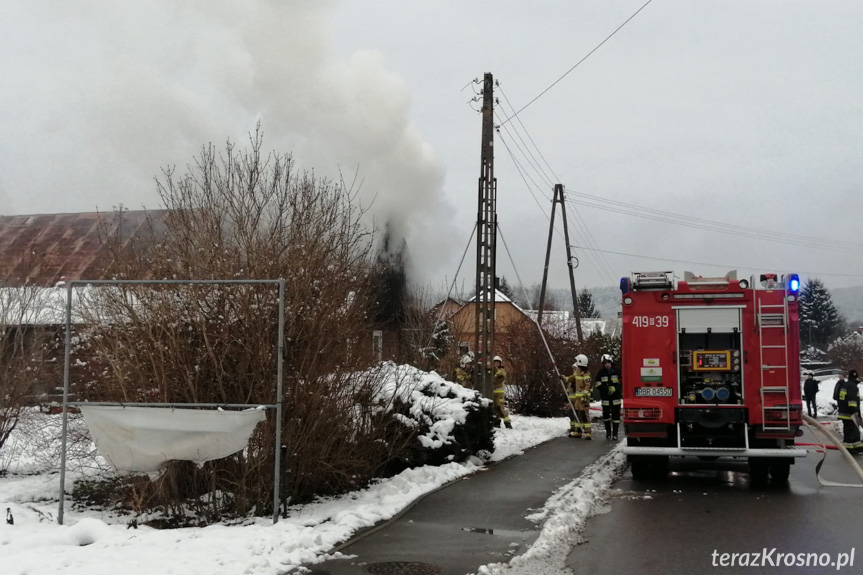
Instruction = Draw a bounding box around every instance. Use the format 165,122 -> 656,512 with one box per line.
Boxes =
57,279 -> 286,525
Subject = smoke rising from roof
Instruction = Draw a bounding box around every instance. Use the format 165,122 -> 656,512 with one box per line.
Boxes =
0,0 -> 456,284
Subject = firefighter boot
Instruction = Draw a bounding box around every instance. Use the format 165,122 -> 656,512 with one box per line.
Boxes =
583,431 -> 592,440
570,425 -> 581,438
604,421 -> 612,439
612,422 -> 619,441
504,420 -> 512,429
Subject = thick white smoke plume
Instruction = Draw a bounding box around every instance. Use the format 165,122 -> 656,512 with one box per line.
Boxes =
0,0 -> 455,282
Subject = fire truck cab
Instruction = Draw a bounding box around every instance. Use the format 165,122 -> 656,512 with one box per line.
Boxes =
620,270 -> 806,484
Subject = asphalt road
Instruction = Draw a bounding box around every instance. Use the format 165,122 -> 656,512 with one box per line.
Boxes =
305,435 -> 615,575
568,428 -> 863,574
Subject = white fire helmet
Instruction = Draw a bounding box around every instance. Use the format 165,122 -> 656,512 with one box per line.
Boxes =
574,354 -> 589,368
460,355 -> 473,368
601,353 -> 613,364
493,355 -> 503,364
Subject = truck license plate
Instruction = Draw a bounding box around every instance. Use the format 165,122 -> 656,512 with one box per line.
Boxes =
635,387 -> 673,397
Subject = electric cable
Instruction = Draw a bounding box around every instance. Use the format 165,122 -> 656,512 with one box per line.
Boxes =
494,90 -> 618,283
496,128 -> 617,285
566,193 -> 863,254
420,223 -> 478,364
570,244 -> 863,279
499,0 -> 655,126
498,223 -> 579,424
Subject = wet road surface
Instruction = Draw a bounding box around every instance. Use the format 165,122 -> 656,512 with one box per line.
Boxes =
568,428 -> 863,574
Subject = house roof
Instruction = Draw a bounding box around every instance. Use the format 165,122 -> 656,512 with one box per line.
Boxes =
466,289 -> 529,315
525,310 -> 622,339
0,210 -> 169,286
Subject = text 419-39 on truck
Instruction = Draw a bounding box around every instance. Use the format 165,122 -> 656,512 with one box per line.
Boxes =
620,271 -> 806,486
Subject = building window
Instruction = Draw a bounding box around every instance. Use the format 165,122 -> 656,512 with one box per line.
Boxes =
373,330 -> 383,362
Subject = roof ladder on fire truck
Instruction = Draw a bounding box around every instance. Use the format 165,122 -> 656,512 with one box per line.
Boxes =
757,293 -> 791,430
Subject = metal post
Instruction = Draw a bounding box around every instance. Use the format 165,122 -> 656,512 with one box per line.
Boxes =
474,72 -> 497,399
273,279 -> 285,524
537,187 -> 559,326
58,282 -> 73,524
557,185 -> 584,341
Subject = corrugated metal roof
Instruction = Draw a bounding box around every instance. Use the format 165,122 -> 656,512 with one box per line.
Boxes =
0,210 -> 170,286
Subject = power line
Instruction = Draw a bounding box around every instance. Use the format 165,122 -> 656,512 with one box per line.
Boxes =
496,129 -> 618,285
566,194 -> 863,255
572,244 -> 863,279
493,100 -> 618,284
496,84 -> 618,282
499,0 -> 655,126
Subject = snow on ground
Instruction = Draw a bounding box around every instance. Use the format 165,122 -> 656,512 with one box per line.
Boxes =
1,408 -> 622,575
477,445 -> 626,575
804,376 -> 858,418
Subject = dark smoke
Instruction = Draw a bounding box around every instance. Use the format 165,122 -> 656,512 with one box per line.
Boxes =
372,221 -> 409,326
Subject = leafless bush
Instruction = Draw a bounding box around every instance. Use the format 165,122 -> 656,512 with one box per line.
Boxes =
71,126 -> 436,519
504,327 -> 622,417
0,286 -> 61,463
397,284 -> 453,372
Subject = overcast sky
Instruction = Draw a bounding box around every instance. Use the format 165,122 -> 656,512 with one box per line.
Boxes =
1,1 -> 861,293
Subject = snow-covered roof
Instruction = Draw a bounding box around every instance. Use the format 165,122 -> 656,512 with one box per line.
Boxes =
466,289 -> 529,316
525,310 -> 622,339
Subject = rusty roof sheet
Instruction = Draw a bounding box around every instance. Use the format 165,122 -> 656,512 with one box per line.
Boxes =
0,210 -> 170,286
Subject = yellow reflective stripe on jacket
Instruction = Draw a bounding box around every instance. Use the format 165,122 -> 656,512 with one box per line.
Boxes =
493,388 -> 505,394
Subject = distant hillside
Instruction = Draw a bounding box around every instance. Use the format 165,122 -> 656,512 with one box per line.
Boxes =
832,285 -> 863,329
585,285 -> 622,318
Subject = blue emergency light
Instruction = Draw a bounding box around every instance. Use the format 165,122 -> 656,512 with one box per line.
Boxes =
788,274 -> 800,293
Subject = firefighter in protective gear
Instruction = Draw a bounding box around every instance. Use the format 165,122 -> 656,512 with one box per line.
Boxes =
563,354 -> 592,439
492,356 -> 512,428
833,370 -> 862,453
454,354 -> 474,389
595,353 -> 622,440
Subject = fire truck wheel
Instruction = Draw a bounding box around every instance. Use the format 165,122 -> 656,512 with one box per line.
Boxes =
748,459 -> 769,488
630,456 -> 669,481
769,461 -> 791,484
630,457 -> 650,481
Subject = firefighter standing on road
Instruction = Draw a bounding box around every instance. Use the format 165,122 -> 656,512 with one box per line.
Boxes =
454,354 -> 474,389
803,372 -> 819,418
563,354 -> 592,439
833,369 -> 862,453
595,353 -> 622,440
492,356 -> 512,429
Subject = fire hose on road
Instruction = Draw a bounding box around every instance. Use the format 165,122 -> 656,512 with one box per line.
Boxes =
801,413 -> 863,488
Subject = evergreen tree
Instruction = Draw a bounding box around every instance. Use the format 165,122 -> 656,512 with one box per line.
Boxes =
496,275 -> 516,300
799,278 -> 845,348
577,290 -> 600,318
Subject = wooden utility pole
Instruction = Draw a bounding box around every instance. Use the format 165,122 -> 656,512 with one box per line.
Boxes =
474,73 -> 497,399
537,184 -> 584,340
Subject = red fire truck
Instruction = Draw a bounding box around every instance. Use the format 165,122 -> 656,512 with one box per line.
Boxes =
620,271 -> 806,484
